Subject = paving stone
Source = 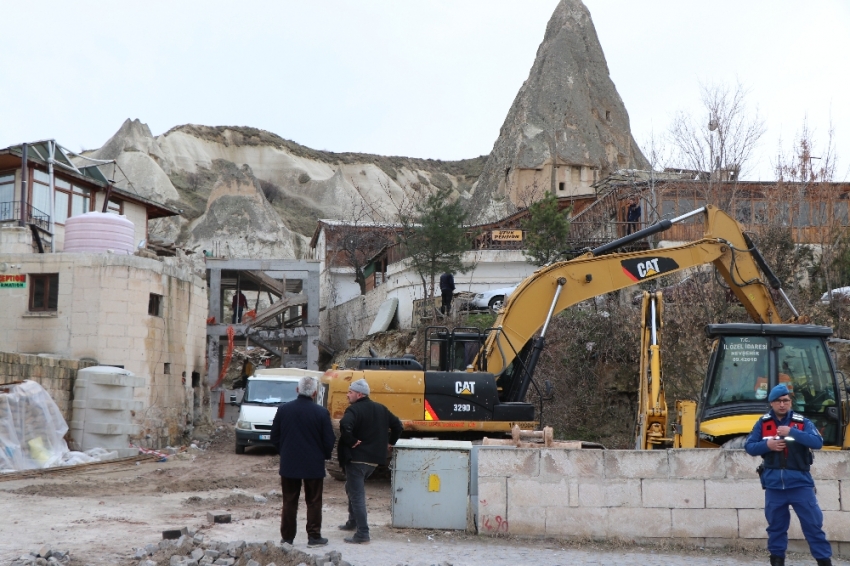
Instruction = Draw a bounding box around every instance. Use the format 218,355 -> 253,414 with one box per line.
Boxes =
163,527 -> 189,540
207,511 -> 232,524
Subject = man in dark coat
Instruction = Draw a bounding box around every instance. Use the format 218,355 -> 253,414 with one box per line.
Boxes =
337,379 -> 403,544
270,375 -> 335,548
745,383 -> 832,566
439,271 -> 455,314
626,196 -> 641,235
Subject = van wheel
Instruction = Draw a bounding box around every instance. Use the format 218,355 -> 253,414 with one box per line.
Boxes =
235,443 -> 245,454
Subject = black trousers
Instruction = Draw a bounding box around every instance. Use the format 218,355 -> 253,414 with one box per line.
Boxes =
440,291 -> 453,313
280,476 -> 324,541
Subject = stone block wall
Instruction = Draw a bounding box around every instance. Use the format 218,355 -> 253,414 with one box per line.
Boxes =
477,447 -> 850,557
0,351 -> 95,423
324,281 -> 390,350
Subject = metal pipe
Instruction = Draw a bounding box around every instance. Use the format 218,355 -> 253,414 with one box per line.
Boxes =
19,144 -> 27,227
48,141 -> 55,248
540,277 -> 566,337
650,295 -> 658,346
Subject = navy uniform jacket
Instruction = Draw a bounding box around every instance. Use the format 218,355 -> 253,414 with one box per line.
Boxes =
271,395 -> 335,479
744,409 -> 822,490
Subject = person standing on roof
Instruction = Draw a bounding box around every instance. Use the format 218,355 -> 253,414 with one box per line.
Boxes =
744,383 -> 832,566
270,376 -> 335,548
439,271 -> 455,314
337,379 -> 403,544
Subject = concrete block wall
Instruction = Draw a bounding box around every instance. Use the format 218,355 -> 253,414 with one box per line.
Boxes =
323,280 -> 389,350
0,351 -> 95,423
0,252 -> 208,449
477,447 -> 850,557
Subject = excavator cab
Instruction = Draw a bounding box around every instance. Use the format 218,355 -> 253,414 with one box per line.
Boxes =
698,324 -> 845,447
425,326 -> 490,372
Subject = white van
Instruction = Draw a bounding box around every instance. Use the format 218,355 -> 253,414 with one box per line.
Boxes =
234,368 -> 324,454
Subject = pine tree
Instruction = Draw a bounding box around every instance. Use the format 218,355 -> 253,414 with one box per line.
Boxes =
522,192 -> 571,266
399,187 -> 470,298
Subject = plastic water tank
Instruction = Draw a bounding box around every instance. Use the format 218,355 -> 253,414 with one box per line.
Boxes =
69,366 -> 144,457
63,211 -> 135,254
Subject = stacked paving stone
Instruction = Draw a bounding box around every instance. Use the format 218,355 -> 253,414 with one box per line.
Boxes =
131,532 -> 353,566
0,351 -> 95,423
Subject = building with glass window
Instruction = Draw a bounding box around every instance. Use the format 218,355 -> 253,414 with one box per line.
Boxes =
0,140 -> 208,449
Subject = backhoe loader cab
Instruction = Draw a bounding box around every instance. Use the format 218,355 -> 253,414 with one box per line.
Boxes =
697,324 -> 845,448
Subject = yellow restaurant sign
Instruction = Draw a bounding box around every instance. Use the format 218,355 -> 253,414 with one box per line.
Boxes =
492,230 -> 523,242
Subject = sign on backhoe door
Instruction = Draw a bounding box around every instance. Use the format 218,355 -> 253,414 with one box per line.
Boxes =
492,230 -> 522,242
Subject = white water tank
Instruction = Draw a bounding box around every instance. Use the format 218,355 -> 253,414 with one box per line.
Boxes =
70,366 -> 144,457
63,211 -> 135,254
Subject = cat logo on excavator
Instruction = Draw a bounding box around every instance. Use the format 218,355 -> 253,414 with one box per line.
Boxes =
621,257 -> 680,282
455,381 -> 475,394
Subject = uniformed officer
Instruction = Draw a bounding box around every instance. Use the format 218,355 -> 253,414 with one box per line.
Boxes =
744,383 -> 832,566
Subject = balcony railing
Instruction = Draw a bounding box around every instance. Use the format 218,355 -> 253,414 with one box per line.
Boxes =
0,201 -> 50,232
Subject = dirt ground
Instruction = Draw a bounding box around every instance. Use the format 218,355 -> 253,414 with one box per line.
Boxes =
0,424 -> 829,566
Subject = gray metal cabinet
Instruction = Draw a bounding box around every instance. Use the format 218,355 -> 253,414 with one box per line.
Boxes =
391,439 -> 472,530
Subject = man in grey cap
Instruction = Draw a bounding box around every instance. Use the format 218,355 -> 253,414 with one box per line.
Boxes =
337,378 -> 403,544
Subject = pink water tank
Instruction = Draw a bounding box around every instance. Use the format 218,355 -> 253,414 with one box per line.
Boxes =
63,212 -> 135,254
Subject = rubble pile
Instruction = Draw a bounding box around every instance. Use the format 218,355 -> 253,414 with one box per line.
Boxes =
11,535 -> 356,566
131,534 -> 353,566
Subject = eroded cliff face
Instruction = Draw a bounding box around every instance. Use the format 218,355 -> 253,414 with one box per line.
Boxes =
95,119 -> 484,259
468,0 -> 648,222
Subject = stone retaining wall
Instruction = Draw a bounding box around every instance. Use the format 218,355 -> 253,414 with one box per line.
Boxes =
0,351 -> 95,423
477,447 -> 850,557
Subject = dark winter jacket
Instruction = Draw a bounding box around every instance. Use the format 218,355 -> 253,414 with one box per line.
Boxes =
338,396 -> 403,468
271,395 -> 335,479
745,409 -> 822,490
439,272 -> 455,293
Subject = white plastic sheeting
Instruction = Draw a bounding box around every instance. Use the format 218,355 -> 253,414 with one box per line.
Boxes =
0,380 -> 118,473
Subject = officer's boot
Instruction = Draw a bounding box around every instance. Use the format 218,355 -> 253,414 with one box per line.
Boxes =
816,558 -> 833,566
769,556 -> 784,566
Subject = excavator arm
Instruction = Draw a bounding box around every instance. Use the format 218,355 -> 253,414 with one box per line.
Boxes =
477,206 -> 795,396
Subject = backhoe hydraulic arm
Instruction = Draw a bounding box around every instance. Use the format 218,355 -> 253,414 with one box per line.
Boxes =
476,205 -> 795,391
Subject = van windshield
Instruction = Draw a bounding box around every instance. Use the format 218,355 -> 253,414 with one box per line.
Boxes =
244,379 -> 298,405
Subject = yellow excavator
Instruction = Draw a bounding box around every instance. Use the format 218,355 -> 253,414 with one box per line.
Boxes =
320,205 -> 849,471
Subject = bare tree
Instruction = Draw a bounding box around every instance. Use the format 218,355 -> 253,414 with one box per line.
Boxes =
325,189 -> 396,296
668,81 -> 766,210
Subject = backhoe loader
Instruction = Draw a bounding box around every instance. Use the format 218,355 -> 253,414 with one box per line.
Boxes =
634,290 -> 844,450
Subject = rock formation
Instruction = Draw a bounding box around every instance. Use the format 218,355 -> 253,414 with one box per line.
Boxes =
90,0 -> 649,252
468,0 -> 648,222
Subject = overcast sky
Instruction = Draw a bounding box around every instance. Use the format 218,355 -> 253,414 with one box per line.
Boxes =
1,1 -> 848,181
